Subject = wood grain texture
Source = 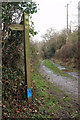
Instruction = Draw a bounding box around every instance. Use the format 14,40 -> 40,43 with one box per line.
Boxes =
24,13 -> 32,101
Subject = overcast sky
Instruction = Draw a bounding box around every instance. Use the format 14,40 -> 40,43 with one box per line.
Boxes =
31,0 -> 79,42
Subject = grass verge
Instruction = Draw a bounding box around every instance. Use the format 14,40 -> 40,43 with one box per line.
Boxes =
52,58 -> 80,73
31,61 -> 79,119
43,59 -> 74,78
2,61 -> 79,119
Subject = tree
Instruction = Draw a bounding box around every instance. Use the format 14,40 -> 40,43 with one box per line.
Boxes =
2,2 -> 38,41
2,1 -> 38,71
41,28 -> 57,59
41,28 -> 56,41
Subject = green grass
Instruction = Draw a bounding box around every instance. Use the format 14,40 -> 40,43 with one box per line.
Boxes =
34,61 -> 41,70
64,97 -> 71,102
31,62 -> 78,118
43,59 -> 73,78
67,66 -> 80,73
3,61 -> 79,119
52,58 -> 80,73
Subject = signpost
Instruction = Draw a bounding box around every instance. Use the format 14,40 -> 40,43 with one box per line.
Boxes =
9,13 -> 32,102
9,24 -> 24,31
24,13 -> 32,102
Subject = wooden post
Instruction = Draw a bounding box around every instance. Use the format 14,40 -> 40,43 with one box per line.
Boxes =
9,12 -> 32,102
24,13 -> 32,102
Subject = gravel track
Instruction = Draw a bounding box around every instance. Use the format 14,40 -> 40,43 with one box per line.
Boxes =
39,61 -> 78,102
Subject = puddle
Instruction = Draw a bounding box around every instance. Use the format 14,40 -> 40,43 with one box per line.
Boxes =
50,60 -> 78,79
62,69 -> 72,72
43,65 -> 53,73
47,70 -> 52,73
50,60 -> 67,70
57,66 -> 66,70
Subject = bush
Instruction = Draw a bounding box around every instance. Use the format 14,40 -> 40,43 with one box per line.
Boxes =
56,42 -> 78,59
54,42 -> 80,68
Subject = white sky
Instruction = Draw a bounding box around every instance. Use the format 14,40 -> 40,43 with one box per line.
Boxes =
31,0 -> 79,42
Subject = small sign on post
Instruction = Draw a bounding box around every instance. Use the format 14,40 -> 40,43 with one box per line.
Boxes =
9,12 -> 32,102
9,24 -> 24,31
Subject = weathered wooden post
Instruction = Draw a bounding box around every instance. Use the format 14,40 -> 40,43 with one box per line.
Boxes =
9,12 -> 32,102
24,13 -> 32,102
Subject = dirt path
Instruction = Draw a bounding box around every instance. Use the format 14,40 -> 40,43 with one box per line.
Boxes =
39,60 -> 78,102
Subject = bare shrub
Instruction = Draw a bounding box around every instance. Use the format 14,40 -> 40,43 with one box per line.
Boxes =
54,42 -> 78,60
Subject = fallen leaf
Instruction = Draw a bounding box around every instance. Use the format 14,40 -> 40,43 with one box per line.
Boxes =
63,97 -> 65,99
17,111 -> 20,113
3,105 -> 6,108
35,110 -> 37,112
4,113 -> 7,115
53,103 -> 55,106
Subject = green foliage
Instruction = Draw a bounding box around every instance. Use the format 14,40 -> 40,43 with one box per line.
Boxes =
2,2 -> 38,37
2,61 -> 79,118
42,43 -> 55,59
64,97 -> 71,102
2,66 -> 25,100
2,2 -> 39,118
41,28 -> 66,59
30,41 -> 39,65
2,32 -> 22,69
69,31 -> 78,44
30,62 -> 78,118
56,35 -> 66,49
2,1 -> 38,69
40,27 -> 79,69
54,40 -> 79,69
